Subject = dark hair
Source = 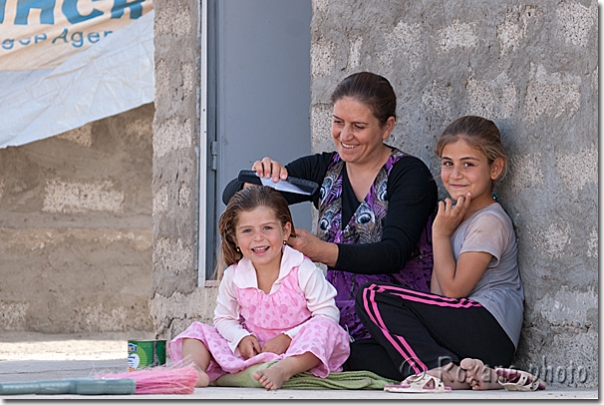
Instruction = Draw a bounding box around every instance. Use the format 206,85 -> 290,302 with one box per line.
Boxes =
434,115 -> 509,179
330,72 -> 397,125
215,186 -> 296,278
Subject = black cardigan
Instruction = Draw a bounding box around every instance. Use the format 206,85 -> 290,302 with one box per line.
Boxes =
222,150 -> 437,275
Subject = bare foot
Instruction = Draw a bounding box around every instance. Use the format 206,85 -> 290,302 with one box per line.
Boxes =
192,365 -> 210,387
426,363 -> 471,390
459,358 -> 502,390
496,368 -> 546,391
253,362 -> 291,390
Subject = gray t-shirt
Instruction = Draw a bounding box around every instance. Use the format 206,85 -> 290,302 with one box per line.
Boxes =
451,203 -> 524,348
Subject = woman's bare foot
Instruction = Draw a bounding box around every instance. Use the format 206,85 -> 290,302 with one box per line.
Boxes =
253,362 -> 291,390
460,358 -> 502,390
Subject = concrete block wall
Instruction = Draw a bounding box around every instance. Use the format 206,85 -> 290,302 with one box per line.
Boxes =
309,0 -> 597,388
0,103 -> 155,333
150,0 -> 219,339
151,0 -> 597,388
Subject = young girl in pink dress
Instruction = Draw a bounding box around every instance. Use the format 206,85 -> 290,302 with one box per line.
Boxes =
168,186 -> 350,390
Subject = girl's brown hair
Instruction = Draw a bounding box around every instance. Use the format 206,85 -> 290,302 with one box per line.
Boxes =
214,186 -> 296,279
434,115 -> 509,180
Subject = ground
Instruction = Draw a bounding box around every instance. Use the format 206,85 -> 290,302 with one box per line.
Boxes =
0,331 -> 597,400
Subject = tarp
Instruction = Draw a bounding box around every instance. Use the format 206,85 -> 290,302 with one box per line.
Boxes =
0,0 -> 154,148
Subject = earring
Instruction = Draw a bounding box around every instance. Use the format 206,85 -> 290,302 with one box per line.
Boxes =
283,240 -> 287,246
235,246 -> 241,253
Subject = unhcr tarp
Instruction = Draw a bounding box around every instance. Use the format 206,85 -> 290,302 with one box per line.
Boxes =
0,0 -> 154,148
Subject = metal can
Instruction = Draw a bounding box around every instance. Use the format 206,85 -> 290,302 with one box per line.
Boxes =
127,340 -> 166,371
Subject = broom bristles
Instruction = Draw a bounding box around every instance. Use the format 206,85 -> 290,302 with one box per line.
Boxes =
97,364 -> 198,394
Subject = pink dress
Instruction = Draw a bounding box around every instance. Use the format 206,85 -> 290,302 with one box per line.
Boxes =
168,246 -> 351,382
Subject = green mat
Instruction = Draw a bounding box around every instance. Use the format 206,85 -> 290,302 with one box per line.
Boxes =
212,361 -> 399,390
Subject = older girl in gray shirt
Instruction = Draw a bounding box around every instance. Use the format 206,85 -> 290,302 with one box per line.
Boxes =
352,116 -> 536,392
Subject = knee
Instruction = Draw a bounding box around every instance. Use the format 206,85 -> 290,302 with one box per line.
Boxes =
182,338 -> 204,350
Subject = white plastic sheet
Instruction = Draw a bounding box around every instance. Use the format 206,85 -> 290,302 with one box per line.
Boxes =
0,1 -> 154,148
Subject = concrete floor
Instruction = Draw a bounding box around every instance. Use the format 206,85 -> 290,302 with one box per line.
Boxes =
0,332 -> 597,400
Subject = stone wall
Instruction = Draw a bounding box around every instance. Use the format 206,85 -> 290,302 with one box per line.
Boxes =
0,103 -> 155,333
150,0 -> 220,339
151,0 -> 597,388
309,0 -> 597,388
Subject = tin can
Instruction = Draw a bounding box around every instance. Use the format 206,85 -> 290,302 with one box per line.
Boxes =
127,340 -> 166,371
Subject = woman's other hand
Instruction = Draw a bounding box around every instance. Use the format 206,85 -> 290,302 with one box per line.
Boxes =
237,335 -> 261,359
288,228 -> 338,268
252,157 -> 288,183
260,333 -> 292,355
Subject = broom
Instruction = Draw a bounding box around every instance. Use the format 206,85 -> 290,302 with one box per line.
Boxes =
97,363 -> 199,394
0,364 -> 198,396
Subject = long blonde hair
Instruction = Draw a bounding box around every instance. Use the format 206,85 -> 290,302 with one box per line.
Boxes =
213,186 -> 296,280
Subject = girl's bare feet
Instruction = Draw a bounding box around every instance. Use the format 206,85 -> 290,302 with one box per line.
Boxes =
253,362 -> 291,390
181,338 -> 212,387
193,364 -> 211,387
459,358 -> 502,390
252,353 -> 320,390
426,363 -> 471,390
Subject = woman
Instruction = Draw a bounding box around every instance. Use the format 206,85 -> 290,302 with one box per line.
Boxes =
223,72 -> 437,372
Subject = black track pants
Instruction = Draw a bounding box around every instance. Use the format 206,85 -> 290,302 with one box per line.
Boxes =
345,282 -> 515,381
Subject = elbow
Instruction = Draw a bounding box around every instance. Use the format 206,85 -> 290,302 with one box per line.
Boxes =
383,239 -> 407,272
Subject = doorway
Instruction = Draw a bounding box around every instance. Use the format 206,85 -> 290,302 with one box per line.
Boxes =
200,0 -> 313,281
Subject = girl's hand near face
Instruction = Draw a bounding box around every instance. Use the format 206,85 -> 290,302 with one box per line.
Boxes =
261,333 -> 292,355
237,335 -> 261,359
252,157 -> 288,183
431,191 -> 492,298
432,192 -> 472,238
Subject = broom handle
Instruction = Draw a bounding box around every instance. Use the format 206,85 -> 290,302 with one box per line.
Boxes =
0,379 -> 136,395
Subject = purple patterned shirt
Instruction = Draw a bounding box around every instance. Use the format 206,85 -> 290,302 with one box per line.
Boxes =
317,149 -> 433,340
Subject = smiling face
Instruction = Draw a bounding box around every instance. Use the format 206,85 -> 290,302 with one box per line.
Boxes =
233,205 -> 291,273
440,138 -> 503,211
331,96 -> 394,166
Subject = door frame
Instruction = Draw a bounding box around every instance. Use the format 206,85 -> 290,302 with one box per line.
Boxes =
198,0 -> 210,286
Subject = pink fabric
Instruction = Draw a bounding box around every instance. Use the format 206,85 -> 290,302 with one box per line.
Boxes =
237,266 -> 312,344
168,267 -> 350,382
